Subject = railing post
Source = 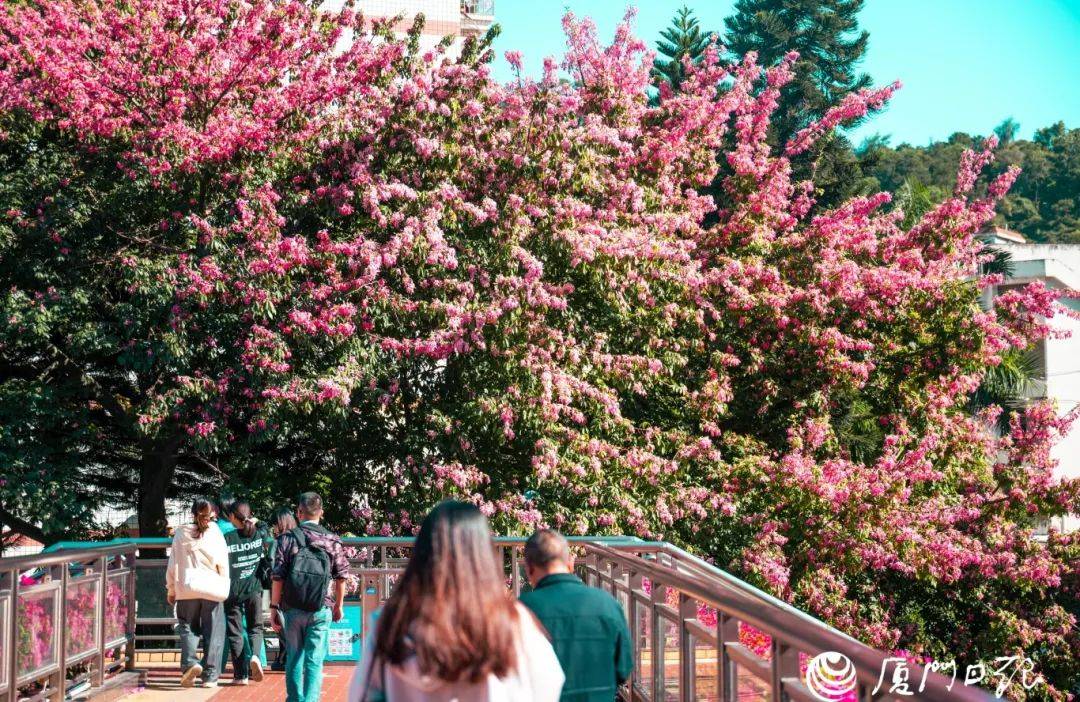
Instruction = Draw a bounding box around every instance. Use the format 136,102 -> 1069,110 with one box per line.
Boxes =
7,568 -> 17,702
360,574 -> 381,640
510,547 -> 521,596
679,594 -> 696,702
650,576 -> 662,701
717,612 -> 739,702
94,555 -> 107,687
585,551 -> 599,587
126,548 -> 137,672
627,568 -> 643,696
771,637 -> 800,702
56,560 -> 69,700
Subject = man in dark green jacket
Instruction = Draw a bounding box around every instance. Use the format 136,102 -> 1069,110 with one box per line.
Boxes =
519,529 -> 633,702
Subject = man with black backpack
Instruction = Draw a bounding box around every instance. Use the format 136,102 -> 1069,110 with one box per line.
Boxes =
269,492 -> 350,702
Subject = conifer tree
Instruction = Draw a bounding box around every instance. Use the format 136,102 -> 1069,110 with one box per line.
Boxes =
725,0 -> 871,143
652,6 -> 712,92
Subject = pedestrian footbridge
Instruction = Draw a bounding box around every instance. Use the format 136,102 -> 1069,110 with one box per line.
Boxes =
1,538 -> 992,702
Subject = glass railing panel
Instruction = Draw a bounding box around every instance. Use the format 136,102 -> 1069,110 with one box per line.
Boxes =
736,664 -> 771,701
691,635 -> 719,701
134,564 -> 170,620
105,573 -> 130,645
17,586 -> 59,680
635,599 -> 653,699
64,577 -> 100,659
660,616 -> 680,701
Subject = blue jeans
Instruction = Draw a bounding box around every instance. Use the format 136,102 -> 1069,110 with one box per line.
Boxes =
282,606 -> 331,702
175,599 -> 225,682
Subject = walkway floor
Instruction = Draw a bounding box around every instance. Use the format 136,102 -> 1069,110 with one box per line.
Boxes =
117,661 -> 757,701
123,664 -> 355,702
209,666 -> 354,701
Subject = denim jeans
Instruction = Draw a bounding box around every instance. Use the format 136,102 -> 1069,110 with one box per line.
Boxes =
282,606 -> 332,702
175,599 -> 225,682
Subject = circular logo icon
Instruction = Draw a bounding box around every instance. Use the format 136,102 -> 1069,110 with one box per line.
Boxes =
805,652 -> 858,701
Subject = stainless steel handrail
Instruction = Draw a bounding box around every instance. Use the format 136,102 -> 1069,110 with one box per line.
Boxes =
0,544 -> 135,572
3,538 -> 1000,702
1,544 -> 137,702
583,542 -> 992,702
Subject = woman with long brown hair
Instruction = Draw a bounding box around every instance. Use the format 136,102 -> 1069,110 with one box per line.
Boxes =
349,501 -> 564,701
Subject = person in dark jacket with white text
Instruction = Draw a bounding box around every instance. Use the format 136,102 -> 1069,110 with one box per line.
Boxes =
223,499 -> 271,685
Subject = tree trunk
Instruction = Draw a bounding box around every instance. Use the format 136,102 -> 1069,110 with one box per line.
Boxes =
138,439 -> 181,537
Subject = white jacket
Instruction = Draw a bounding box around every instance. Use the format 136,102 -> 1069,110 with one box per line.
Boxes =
348,603 -> 564,702
166,522 -> 230,602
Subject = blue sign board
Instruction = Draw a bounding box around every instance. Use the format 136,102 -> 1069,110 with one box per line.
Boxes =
326,603 -> 365,662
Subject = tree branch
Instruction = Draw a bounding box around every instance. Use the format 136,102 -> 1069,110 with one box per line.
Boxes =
0,504 -> 65,546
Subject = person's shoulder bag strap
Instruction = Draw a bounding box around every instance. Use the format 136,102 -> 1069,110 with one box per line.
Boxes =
290,525 -> 307,549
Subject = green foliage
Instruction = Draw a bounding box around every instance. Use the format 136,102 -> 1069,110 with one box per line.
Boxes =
969,348 -> 1042,431
651,6 -> 712,92
0,117 -> 236,538
994,117 -> 1021,145
862,122 -> 1080,244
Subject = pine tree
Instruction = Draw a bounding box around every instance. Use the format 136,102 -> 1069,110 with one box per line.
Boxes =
652,6 -> 712,92
725,0 -> 871,144
724,0 -> 873,207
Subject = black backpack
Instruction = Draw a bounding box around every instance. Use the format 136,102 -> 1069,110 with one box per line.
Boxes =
255,526 -> 274,590
282,527 -> 332,612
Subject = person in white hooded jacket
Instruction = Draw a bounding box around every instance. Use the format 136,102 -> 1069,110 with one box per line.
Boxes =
349,501 -> 564,702
166,497 -> 231,688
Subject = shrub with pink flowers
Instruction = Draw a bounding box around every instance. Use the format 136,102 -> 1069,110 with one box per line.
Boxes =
0,1 -> 1077,698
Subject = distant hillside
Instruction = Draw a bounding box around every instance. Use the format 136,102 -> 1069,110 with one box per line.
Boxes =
859,121 -> 1080,244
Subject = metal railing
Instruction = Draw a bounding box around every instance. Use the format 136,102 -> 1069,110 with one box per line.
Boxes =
0,544 -> 137,702
1,537 -> 995,702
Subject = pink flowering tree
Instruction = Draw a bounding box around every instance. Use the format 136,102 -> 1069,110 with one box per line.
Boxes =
0,0 -> 416,535
0,2 -> 1077,695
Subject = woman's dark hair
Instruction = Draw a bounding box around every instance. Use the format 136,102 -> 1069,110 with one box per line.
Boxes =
191,497 -> 216,537
216,494 -> 236,522
270,506 -> 298,536
231,499 -> 257,538
373,501 -> 519,683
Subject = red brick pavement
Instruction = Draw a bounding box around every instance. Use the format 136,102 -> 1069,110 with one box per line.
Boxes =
137,658 -> 758,701
208,664 -> 355,702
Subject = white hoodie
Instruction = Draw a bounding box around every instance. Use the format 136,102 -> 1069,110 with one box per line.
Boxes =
348,603 -> 564,702
166,522 -> 230,602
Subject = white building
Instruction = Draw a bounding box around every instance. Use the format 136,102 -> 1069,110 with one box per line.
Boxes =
334,0 -> 495,55
983,227 -> 1080,532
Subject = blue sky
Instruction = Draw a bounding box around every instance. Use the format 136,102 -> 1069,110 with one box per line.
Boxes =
489,0 -> 1080,147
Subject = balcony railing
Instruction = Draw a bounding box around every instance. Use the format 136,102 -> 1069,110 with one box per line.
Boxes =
1,537 -> 994,702
461,0 -> 494,18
